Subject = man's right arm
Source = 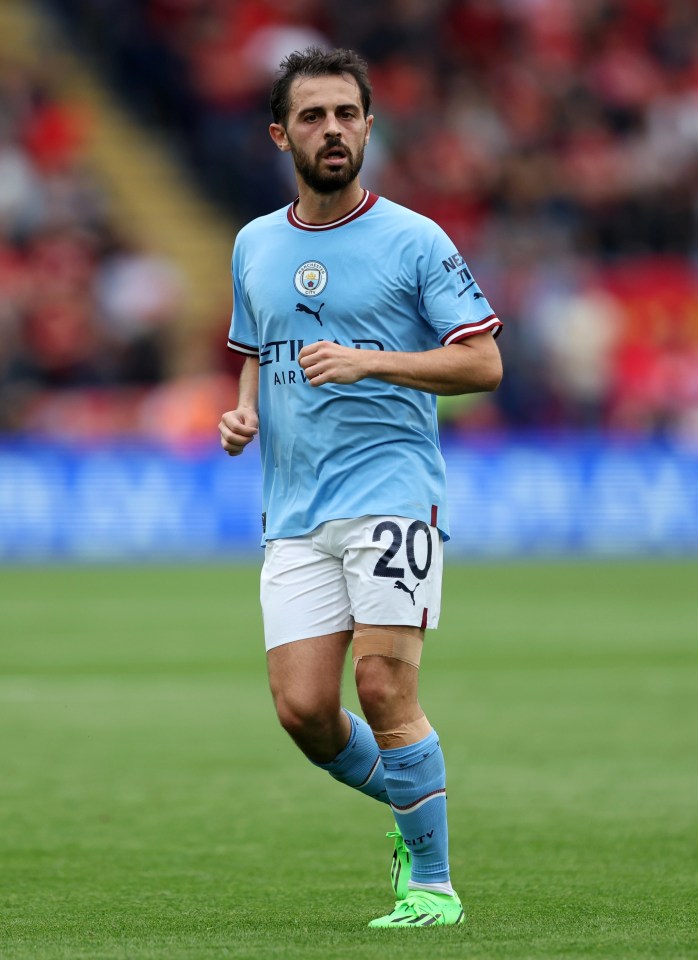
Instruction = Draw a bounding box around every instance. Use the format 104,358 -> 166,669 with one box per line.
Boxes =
219,356 -> 260,456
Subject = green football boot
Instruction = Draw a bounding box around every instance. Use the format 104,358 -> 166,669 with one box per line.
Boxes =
386,825 -> 411,900
368,889 -> 465,928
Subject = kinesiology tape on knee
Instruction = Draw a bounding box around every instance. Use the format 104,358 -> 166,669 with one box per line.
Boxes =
352,628 -> 423,671
372,714 -> 432,750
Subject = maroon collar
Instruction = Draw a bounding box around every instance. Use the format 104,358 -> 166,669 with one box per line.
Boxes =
287,189 -> 379,231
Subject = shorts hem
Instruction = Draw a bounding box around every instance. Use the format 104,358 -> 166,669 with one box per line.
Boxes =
265,615 -> 440,651
265,623 -> 354,651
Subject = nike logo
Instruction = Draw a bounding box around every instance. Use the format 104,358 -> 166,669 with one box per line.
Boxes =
296,302 -> 325,325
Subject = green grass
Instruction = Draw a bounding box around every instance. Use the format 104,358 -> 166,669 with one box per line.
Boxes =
1,561 -> 697,959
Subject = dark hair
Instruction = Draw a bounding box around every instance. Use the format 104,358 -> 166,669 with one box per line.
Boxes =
270,46 -> 372,126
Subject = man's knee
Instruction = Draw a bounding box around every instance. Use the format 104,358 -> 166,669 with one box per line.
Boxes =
272,689 -> 335,740
352,625 -> 424,736
355,657 -> 401,715
353,627 -> 422,702
354,652 -> 418,723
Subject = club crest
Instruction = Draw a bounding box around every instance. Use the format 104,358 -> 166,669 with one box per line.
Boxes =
294,260 -> 328,297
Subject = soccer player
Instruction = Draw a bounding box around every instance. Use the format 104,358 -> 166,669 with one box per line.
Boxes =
219,47 -> 502,928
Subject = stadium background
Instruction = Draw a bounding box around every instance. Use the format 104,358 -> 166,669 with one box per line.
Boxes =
1,0 -> 697,560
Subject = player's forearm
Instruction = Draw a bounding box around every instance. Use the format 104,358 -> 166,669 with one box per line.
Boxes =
237,357 -> 260,410
360,339 -> 503,396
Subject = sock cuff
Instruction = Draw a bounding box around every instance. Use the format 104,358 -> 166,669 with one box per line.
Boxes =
378,728 -> 440,771
312,709 -> 359,771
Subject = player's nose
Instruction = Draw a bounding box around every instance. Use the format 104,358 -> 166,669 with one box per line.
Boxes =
323,119 -> 341,138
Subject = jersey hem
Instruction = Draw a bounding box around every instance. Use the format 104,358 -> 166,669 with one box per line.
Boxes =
261,509 -> 450,544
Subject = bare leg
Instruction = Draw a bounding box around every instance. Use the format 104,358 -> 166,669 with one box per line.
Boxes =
353,623 -> 425,743
267,631 -> 352,763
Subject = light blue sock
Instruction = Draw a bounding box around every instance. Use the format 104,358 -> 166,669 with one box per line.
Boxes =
380,728 -> 450,884
314,709 -> 389,803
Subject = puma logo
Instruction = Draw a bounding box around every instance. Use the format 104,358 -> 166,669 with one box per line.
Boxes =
394,580 -> 419,605
296,302 -> 325,325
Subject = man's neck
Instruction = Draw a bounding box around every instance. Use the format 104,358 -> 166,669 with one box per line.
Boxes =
294,181 -> 365,225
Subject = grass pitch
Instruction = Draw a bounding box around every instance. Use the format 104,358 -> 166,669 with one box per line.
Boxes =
1,560 -> 696,959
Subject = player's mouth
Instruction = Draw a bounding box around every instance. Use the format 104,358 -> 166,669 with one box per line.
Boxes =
321,145 -> 349,167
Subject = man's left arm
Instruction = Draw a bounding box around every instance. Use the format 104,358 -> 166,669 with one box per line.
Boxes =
298,332 -> 502,396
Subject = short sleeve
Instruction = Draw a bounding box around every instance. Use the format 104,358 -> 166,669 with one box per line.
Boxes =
419,226 -> 502,345
227,236 -> 259,357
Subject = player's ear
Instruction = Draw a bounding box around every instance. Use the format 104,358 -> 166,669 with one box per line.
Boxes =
364,114 -> 374,145
269,123 -> 290,152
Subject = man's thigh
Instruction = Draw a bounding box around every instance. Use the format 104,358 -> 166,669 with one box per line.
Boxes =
266,630 -> 352,711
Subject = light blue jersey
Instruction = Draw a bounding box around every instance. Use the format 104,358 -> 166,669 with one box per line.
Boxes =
228,191 -> 501,542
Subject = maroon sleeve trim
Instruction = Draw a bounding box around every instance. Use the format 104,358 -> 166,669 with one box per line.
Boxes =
441,315 -> 503,345
227,338 -> 259,356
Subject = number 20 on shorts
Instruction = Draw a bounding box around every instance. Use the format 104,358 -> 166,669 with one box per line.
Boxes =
372,520 -> 433,580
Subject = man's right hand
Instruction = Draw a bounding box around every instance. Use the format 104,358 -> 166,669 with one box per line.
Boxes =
218,408 -> 259,456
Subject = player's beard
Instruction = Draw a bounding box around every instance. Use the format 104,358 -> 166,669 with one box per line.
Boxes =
288,135 -> 365,194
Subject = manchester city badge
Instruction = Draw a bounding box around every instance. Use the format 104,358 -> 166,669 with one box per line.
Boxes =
294,261 -> 328,297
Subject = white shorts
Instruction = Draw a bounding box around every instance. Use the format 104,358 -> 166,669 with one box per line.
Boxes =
260,515 -> 443,650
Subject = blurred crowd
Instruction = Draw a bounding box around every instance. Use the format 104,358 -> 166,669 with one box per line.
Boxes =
3,0 -> 698,441
0,53 -> 193,437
